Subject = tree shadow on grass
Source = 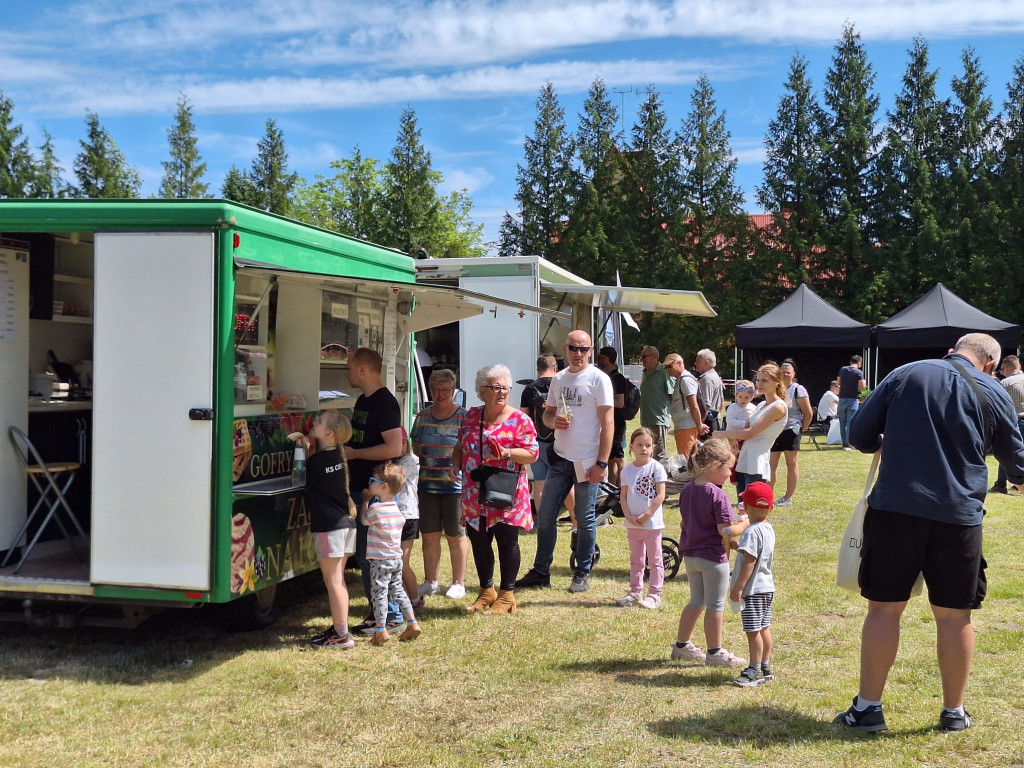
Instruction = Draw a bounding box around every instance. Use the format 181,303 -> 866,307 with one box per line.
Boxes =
650,705 -> 934,744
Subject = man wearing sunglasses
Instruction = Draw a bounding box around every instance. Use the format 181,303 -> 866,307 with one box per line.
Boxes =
516,331 -> 614,594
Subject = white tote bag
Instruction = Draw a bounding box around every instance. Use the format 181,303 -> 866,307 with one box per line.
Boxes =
837,451 -> 924,596
836,453 -> 880,591
826,418 -> 842,445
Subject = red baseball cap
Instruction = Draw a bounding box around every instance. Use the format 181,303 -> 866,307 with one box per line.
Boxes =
742,481 -> 774,510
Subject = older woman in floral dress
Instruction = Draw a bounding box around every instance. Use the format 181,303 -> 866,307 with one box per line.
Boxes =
451,364 -> 538,615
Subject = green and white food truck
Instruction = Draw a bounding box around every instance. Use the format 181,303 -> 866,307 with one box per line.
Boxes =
0,199 -> 558,627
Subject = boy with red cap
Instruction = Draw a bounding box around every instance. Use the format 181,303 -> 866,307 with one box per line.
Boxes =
726,481 -> 777,686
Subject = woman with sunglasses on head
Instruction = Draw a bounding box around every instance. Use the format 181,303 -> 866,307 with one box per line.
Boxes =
411,368 -> 469,603
450,364 -> 539,615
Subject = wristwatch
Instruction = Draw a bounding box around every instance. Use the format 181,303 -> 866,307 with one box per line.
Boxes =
595,460 -> 608,469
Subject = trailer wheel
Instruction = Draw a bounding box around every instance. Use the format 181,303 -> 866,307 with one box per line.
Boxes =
224,584 -> 279,631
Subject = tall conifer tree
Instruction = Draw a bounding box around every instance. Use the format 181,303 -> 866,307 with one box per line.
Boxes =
820,23 -> 879,315
160,94 -> 208,199
72,112 -> 142,198
514,83 -> 576,261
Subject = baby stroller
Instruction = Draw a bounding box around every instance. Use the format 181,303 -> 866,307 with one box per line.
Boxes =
568,481 -> 681,580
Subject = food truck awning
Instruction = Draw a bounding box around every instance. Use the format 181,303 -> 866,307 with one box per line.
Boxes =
541,282 -> 717,317
234,259 -> 570,334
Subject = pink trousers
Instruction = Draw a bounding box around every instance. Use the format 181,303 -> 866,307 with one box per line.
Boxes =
626,527 -> 664,596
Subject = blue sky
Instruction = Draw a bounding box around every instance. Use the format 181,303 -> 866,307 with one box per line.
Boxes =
3,1 -> 1024,252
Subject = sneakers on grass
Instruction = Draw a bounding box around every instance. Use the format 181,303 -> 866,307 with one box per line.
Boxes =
444,583 -> 466,599
616,593 -> 640,607
568,572 -> 590,593
732,666 -> 765,687
705,648 -> 746,668
670,642 -> 706,663
775,496 -> 792,507
834,697 -> 888,732
418,581 -> 440,598
639,594 -> 662,609
939,708 -> 972,732
310,627 -> 355,650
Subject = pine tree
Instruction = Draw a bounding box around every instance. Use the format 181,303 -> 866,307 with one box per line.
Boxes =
250,119 -> 298,215
559,78 -> 622,282
870,37 -> 949,317
0,90 -> 38,198
936,49 -> 1001,304
514,83 -> 576,260
72,112 -> 142,198
159,93 -> 208,199
758,54 -> 828,296
576,78 -> 620,180
380,108 -> 441,255
676,75 -> 752,353
994,55 -> 1024,326
27,130 -> 66,198
497,212 -> 523,257
820,23 -> 880,315
614,86 -> 688,353
221,165 -> 259,206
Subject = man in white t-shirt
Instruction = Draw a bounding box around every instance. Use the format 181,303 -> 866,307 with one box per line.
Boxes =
516,330 -> 614,594
818,380 -> 840,423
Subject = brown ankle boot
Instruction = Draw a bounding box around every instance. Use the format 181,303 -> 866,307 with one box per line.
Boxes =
466,586 -> 498,614
487,589 -> 517,615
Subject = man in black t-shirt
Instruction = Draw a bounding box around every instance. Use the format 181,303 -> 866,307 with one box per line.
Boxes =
345,347 -> 404,634
597,346 -> 629,485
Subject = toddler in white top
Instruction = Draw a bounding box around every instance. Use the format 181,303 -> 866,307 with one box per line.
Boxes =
725,380 -> 757,495
617,427 -> 668,609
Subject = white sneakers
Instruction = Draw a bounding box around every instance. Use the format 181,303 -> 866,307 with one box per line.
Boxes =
418,581 -> 440,598
444,583 -> 466,599
419,581 -> 467,600
639,594 -> 662,609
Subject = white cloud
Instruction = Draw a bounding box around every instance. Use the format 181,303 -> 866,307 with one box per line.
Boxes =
439,166 -> 495,195
30,0 -> 1024,71
24,57 -> 749,117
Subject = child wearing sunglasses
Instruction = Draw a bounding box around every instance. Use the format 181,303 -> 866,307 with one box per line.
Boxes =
362,461 -> 422,645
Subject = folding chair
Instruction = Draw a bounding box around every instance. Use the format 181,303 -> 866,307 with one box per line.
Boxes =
2,426 -> 89,574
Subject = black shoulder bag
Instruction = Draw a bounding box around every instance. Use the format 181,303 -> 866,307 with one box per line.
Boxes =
469,413 -> 521,509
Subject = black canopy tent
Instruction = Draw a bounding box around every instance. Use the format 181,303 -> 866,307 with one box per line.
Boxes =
734,284 -> 872,406
873,283 -> 1020,384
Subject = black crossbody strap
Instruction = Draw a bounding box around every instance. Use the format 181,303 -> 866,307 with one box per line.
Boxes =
948,358 -> 992,448
478,410 -> 521,470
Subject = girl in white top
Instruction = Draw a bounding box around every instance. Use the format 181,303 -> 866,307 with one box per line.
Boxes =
617,427 -> 669,609
718,364 -> 788,498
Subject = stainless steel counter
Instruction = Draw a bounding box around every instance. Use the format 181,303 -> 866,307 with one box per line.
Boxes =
28,398 -> 93,413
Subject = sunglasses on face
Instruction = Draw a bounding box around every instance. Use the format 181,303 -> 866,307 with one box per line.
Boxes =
566,345 -> 591,353
369,476 -> 383,486
484,385 -> 511,393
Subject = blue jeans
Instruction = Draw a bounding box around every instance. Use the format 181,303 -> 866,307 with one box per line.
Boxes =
838,398 -> 859,447
996,417 -> 1024,487
532,454 -> 600,576
353,494 -> 401,624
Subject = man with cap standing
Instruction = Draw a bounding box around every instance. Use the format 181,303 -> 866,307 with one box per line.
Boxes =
596,346 -> 629,485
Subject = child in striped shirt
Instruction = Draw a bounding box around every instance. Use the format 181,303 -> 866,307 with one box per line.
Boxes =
362,461 -> 422,645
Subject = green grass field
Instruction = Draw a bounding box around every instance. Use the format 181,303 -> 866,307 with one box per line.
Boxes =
2,447 -> 1024,767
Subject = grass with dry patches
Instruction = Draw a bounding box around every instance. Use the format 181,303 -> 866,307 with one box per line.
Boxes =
2,447 -> 1024,767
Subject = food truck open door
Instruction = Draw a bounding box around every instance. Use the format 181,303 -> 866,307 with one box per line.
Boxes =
90,232 -> 214,590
